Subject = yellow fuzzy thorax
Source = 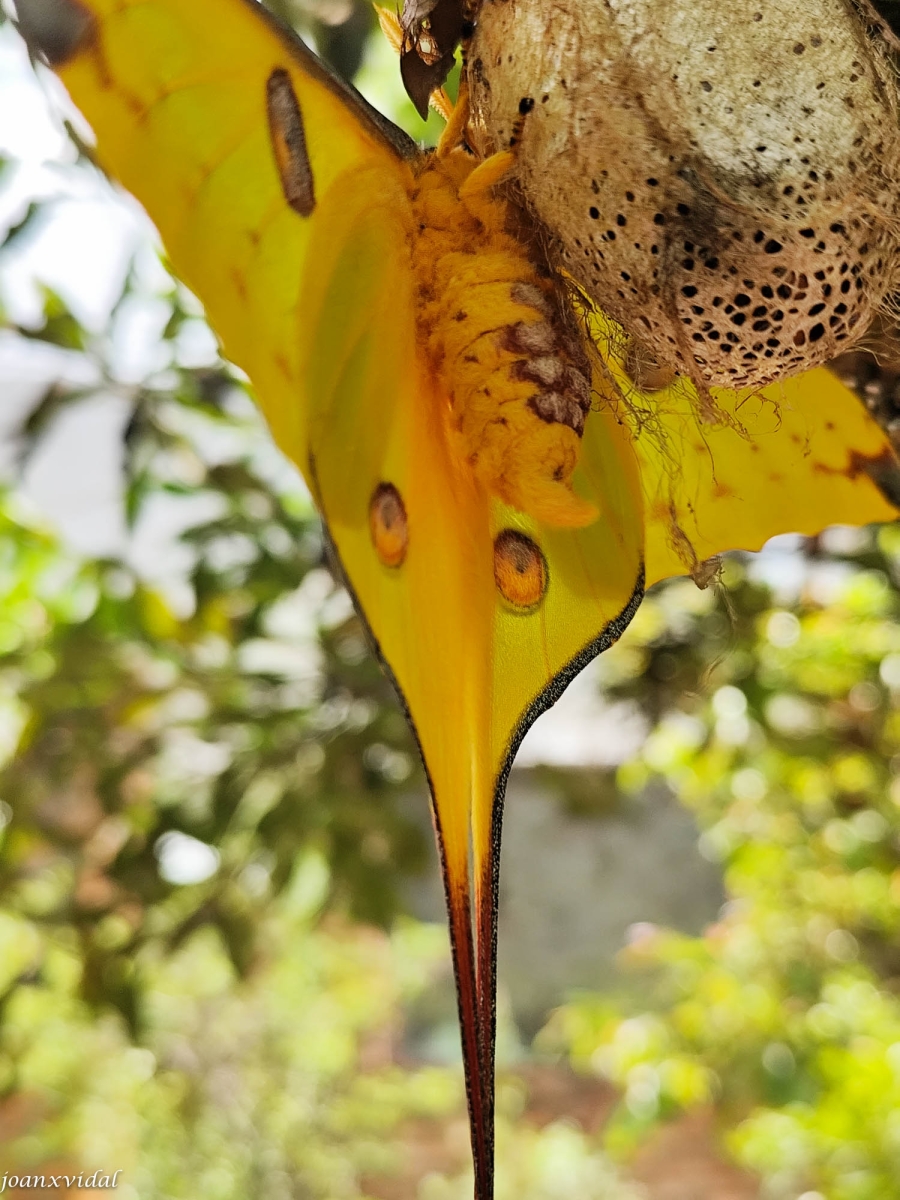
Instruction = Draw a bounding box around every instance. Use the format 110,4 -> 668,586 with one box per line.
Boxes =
407,146 -> 597,528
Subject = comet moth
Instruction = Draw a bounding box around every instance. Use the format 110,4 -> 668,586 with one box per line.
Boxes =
13,1 -> 900,1196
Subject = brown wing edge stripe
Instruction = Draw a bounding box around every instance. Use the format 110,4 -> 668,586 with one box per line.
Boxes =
477,562 -> 646,1158
494,564 -> 645,817
15,0 -> 96,67
308,454 -> 494,1197
312,438 -> 645,1198
266,68 -> 316,216
16,0 -> 419,160
240,0 -> 420,162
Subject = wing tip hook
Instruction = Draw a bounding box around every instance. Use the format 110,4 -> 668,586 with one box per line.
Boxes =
14,0 -> 95,68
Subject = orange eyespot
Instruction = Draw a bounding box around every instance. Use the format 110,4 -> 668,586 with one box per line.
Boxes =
369,483 -> 408,567
493,529 -> 547,609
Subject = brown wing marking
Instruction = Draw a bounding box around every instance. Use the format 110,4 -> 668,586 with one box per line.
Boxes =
266,67 -> 316,217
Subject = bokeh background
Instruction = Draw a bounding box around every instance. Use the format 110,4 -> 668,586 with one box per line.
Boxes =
2,3 -> 900,1197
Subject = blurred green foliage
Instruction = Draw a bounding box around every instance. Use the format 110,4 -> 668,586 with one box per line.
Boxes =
6,3 -> 900,1198
0,880 -> 456,1198
547,540 -> 900,1199
0,279 -> 436,1034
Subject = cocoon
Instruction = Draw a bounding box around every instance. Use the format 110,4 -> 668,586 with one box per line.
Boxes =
467,0 -> 900,393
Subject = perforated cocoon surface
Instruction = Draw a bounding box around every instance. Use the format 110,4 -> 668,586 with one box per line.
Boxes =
468,0 -> 900,392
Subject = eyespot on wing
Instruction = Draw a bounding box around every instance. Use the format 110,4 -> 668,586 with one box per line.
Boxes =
369,482 -> 409,567
493,529 -> 548,609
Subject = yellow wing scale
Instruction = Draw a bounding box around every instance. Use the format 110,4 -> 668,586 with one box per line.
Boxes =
590,315 -> 898,586
56,0 -> 413,464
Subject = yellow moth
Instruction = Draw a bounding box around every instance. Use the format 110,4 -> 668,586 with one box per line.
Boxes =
13,1 -> 900,1196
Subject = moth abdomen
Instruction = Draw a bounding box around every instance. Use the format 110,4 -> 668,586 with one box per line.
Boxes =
411,151 -> 597,527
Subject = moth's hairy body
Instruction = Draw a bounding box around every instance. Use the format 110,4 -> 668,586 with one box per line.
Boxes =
467,0 -> 900,396
408,146 -> 597,527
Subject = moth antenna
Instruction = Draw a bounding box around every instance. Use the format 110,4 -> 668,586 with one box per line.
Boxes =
374,4 -> 403,52
430,85 -> 455,122
375,5 -> 453,121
